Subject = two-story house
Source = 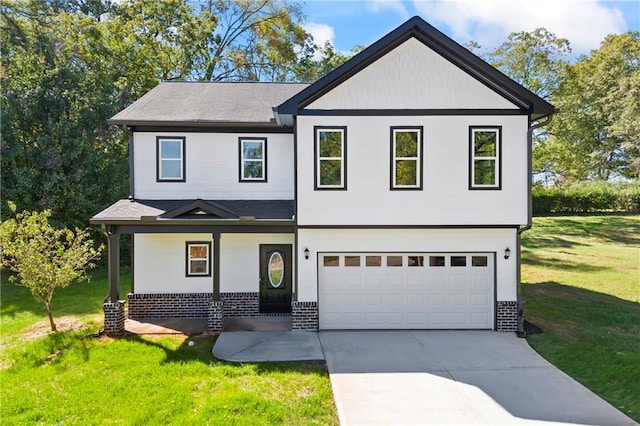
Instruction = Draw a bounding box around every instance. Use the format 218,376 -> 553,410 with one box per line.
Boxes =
92,16 -> 554,334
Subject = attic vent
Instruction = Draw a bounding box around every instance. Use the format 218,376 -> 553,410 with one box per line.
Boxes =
192,209 -> 207,215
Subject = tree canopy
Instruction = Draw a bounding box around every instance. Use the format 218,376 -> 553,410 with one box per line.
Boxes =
2,2 -> 638,233
479,28 -> 640,184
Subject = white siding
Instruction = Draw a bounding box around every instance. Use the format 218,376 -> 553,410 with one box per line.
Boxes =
220,233 -> 294,293
134,233 -> 295,294
307,38 -> 518,111
134,132 -> 294,200
134,234 -> 213,294
297,228 -> 517,303
296,115 -> 528,226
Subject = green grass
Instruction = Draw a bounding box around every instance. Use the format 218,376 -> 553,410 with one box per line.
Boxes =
0,269 -> 337,425
522,214 -> 640,422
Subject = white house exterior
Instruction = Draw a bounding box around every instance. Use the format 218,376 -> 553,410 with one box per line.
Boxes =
92,17 -> 554,333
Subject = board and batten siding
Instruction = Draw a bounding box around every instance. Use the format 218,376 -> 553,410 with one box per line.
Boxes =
220,233 -> 294,293
133,132 -> 294,200
296,115 -> 528,226
307,38 -> 519,111
134,234 -> 213,294
296,228 -> 517,303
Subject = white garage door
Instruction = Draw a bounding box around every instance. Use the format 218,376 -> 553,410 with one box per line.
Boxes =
319,253 -> 494,330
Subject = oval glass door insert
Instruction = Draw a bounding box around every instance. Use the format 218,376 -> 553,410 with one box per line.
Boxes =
268,252 -> 284,288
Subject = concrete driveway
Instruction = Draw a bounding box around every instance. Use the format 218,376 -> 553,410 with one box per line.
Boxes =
320,331 -> 636,426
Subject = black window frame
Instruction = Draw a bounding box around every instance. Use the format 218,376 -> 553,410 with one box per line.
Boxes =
156,136 -> 186,182
314,126 -> 347,190
390,126 -> 424,190
185,241 -> 212,277
469,126 -> 502,190
238,137 -> 267,182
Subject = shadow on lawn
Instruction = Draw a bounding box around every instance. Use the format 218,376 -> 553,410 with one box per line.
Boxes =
528,215 -> 640,247
522,281 -> 640,329
521,251 -> 610,273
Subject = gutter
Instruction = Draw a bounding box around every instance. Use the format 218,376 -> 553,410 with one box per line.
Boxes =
516,113 -> 554,337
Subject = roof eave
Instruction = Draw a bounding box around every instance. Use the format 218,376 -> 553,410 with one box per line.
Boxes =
107,119 -> 283,128
90,218 -> 295,226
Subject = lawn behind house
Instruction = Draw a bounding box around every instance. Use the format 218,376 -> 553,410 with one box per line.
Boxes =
0,269 -> 337,425
521,214 -> 640,422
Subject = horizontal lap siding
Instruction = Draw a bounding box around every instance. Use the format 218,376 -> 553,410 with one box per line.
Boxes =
296,115 -> 528,226
134,132 -> 294,200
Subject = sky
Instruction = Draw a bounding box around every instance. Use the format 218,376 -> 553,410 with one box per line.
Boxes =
300,0 -> 640,59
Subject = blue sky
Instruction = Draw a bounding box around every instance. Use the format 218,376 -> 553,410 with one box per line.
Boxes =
300,0 -> 640,58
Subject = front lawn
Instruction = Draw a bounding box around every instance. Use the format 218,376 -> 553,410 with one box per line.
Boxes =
521,214 -> 640,422
0,270 -> 337,425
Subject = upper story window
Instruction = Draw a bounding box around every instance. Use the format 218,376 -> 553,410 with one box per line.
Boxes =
157,136 -> 185,182
186,242 -> 211,277
470,126 -> 501,190
239,137 -> 267,182
315,126 -> 347,190
391,127 -> 423,190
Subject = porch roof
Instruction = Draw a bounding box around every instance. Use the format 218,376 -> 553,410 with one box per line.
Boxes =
91,199 -> 295,225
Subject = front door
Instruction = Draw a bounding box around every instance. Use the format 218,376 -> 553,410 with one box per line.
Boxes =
259,244 -> 292,313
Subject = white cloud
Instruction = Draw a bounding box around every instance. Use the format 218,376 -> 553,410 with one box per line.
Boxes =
367,0 -> 410,19
413,0 -> 627,54
303,22 -> 336,51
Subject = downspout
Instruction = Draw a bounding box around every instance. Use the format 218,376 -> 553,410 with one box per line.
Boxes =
516,114 -> 553,337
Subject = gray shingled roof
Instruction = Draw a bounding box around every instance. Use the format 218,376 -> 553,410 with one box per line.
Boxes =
109,82 -> 309,126
91,199 -> 295,223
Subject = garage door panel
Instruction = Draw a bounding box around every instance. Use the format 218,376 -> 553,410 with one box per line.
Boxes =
364,274 -> 384,288
319,253 -> 494,330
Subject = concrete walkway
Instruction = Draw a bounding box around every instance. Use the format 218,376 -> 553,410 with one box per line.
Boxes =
212,330 -> 636,425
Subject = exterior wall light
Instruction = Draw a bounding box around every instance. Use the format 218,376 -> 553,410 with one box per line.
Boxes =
304,247 -> 310,260
504,247 -> 511,260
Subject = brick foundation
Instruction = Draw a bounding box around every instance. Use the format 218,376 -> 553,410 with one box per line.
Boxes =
128,293 -> 213,319
208,301 -> 224,332
496,300 -> 518,331
103,301 -> 125,334
292,301 -> 318,331
220,292 -> 260,317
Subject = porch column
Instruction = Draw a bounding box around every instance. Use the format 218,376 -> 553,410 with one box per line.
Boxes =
208,232 -> 223,332
108,229 -> 120,301
103,227 -> 125,334
213,233 -> 220,301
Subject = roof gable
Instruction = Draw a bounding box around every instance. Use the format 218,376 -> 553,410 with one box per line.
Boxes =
278,16 -> 555,120
306,37 -> 519,111
160,199 -> 238,219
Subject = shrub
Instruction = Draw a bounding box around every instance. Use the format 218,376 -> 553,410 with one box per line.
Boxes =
533,180 -> 640,214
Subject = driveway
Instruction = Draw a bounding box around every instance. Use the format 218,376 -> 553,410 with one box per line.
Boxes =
319,331 -> 636,426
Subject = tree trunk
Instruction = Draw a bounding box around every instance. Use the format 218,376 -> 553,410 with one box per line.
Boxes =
45,302 -> 57,332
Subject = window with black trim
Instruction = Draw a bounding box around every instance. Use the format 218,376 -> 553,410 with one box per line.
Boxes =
391,127 -> 423,189
315,126 -> 347,189
157,137 -> 185,182
470,127 -> 501,189
186,242 -> 211,277
239,137 -> 267,182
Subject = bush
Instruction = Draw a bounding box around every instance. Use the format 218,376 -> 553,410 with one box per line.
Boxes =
533,180 -> 640,214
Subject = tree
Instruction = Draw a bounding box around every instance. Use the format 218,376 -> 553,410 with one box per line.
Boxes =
1,0 -> 319,231
0,202 -> 102,332
548,31 -> 640,181
195,0 -> 314,81
484,28 -> 571,101
479,29 -> 571,184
